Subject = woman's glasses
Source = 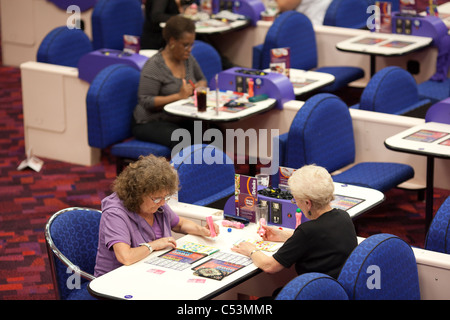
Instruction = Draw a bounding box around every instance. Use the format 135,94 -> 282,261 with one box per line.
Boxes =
179,41 -> 194,51
150,194 -> 172,204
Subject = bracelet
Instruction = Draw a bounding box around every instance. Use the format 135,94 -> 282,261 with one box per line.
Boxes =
139,243 -> 153,254
249,249 -> 259,257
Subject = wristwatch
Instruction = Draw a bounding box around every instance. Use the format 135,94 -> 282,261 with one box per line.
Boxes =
250,249 -> 259,257
139,243 -> 153,254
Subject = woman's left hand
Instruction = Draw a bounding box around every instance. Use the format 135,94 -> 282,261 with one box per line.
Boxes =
231,241 -> 256,257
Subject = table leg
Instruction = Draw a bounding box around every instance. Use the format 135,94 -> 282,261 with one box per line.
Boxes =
425,155 -> 435,230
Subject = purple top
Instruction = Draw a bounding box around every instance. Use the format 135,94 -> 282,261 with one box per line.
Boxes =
94,192 -> 180,277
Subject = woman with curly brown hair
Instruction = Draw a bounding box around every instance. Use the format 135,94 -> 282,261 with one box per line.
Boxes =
94,155 -> 219,277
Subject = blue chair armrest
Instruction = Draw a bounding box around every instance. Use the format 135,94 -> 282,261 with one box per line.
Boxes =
349,103 -> 360,109
396,99 -> 431,115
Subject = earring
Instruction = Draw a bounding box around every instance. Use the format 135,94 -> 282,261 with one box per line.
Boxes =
170,44 -> 175,50
308,211 -> 312,216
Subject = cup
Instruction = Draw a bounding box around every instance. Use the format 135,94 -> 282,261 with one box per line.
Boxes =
256,173 -> 270,188
196,87 -> 207,112
255,203 -> 269,223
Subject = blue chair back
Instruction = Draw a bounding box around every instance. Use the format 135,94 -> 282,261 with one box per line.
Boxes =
86,63 -> 171,173
338,233 -> 420,300
279,93 -> 414,192
358,66 -> 430,115
276,273 -> 349,300
91,0 -> 144,50
171,144 -> 235,206
425,98 -> 450,124
45,207 -> 101,300
191,40 -> 222,86
285,93 -> 355,172
425,196 -> 450,254
37,26 -> 93,67
253,10 -> 364,92
86,64 -> 139,148
324,0 -> 370,29
259,11 -> 318,71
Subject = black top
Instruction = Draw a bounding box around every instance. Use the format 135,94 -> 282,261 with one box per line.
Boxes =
273,208 -> 357,279
141,0 -> 180,50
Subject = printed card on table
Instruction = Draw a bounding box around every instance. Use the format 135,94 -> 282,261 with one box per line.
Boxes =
234,174 -> 257,222
399,0 -> 417,15
123,35 -> 140,54
270,47 -> 290,78
375,1 -> 392,33
177,242 -> 219,255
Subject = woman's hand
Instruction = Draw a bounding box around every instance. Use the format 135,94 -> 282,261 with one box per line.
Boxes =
178,79 -> 194,99
200,222 -> 220,238
172,217 -> 220,238
231,241 -> 257,257
150,237 -> 177,251
260,225 -> 292,242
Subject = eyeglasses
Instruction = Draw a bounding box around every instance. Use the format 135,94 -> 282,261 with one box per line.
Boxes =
150,194 -> 172,204
180,42 -> 194,50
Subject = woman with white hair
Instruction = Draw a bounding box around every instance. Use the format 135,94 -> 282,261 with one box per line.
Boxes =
232,164 -> 357,281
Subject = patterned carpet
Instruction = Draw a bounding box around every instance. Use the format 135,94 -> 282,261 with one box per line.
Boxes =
1,42 -> 449,300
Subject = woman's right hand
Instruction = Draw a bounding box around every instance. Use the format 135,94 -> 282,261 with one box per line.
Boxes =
179,79 -> 194,99
150,237 -> 177,251
260,225 -> 291,242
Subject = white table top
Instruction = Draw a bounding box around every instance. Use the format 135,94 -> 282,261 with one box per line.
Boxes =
88,222 -> 276,300
160,18 -> 249,35
195,18 -> 249,34
88,182 -> 384,300
336,32 -> 433,56
332,182 -> 385,219
384,121 -> 450,159
164,93 -> 276,122
264,68 -> 335,96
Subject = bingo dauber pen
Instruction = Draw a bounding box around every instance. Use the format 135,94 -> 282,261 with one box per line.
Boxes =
206,216 -> 217,237
222,220 -> 244,229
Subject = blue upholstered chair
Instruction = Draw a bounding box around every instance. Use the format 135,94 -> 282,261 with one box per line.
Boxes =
86,64 -> 171,173
418,78 -> 450,105
252,11 -> 364,92
425,98 -> 450,124
191,40 -> 222,86
45,207 -> 101,300
425,196 -> 450,254
275,93 -> 414,192
416,19 -> 450,104
91,0 -> 144,50
351,66 -> 431,115
276,273 -> 349,300
171,144 -> 235,206
323,0 -> 369,29
37,26 -> 93,67
338,233 -> 421,300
